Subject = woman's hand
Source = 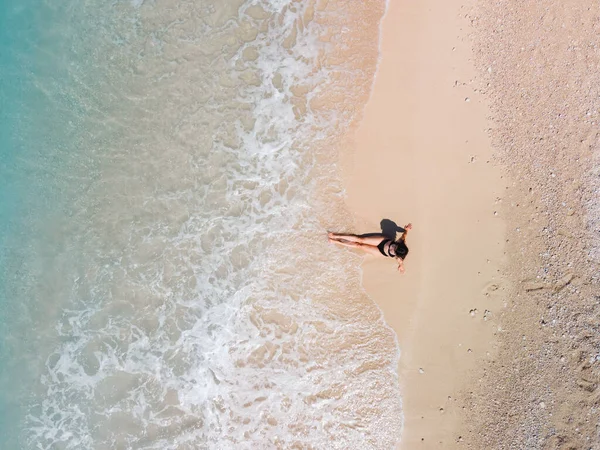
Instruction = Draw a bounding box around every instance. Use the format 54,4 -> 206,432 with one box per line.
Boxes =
397,260 -> 405,273
404,223 -> 413,231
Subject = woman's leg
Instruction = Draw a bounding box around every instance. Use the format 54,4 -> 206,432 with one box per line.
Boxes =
328,232 -> 388,246
330,239 -> 385,257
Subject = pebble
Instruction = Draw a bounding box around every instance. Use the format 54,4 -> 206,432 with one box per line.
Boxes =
419,368 -> 425,374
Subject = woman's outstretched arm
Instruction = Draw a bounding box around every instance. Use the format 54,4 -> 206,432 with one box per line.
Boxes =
400,223 -> 412,241
396,257 -> 405,273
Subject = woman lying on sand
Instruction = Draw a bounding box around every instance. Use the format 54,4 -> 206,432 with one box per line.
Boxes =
328,223 -> 412,273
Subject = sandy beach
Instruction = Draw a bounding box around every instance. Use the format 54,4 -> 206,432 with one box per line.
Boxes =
343,0 -> 600,448
463,1 -> 600,448
344,0 -> 505,446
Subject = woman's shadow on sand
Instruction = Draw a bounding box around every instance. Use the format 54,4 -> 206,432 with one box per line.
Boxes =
360,219 -> 405,240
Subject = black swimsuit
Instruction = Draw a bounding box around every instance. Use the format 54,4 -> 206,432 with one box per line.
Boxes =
377,239 -> 397,258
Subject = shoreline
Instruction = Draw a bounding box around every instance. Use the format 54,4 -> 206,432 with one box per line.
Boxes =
343,0 -> 506,447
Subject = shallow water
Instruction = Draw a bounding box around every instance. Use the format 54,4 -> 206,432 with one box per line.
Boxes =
0,0 -> 401,448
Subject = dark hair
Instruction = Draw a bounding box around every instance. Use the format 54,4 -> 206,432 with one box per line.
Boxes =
394,240 -> 409,260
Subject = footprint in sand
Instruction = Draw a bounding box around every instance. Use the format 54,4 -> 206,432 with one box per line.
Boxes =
577,360 -> 599,393
554,273 -> 575,292
482,281 -> 500,297
522,279 -> 547,292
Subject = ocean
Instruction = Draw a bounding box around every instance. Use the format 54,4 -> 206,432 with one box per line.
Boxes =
0,0 -> 401,448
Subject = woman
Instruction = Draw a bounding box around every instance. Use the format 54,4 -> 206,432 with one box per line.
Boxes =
328,223 -> 412,273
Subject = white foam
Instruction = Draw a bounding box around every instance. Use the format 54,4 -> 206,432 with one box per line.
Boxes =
25,1 -> 401,449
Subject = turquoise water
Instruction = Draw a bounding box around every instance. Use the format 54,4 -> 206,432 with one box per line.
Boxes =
1,1 -> 65,443
0,1 -> 401,448
1,1 -> 106,445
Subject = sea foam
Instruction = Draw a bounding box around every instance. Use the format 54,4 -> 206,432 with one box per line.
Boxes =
10,1 -> 401,448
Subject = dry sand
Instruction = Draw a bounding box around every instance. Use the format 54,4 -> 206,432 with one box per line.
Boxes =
461,1 -> 600,448
343,0 -> 505,447
342,0 -> 600,448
